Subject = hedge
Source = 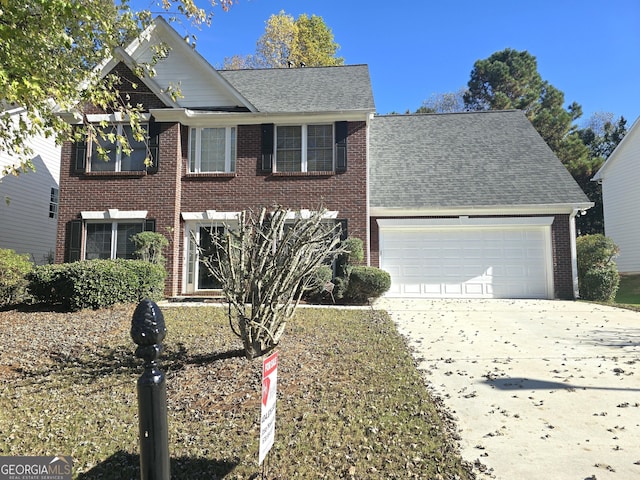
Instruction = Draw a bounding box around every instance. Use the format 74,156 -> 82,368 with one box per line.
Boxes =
28,259 -> 166,311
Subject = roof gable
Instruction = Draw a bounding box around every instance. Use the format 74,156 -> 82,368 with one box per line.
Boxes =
369,110 -> 590,211
102,16 -> 254,111
592,116 -> 640,182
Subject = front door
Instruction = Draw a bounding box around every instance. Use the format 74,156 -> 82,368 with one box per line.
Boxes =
185,224 -> 225,293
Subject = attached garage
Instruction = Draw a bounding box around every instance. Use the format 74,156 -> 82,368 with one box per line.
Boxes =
378,218 -> 554,299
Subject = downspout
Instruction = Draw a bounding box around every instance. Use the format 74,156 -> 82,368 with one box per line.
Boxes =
569,208 -> 580,299
365,113 -> 373,266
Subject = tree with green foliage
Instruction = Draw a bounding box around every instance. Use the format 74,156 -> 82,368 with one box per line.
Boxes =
464,49 -> 585,163
223,11 -> 344,69
0,0 -> 234,175
573,114 -> 627,234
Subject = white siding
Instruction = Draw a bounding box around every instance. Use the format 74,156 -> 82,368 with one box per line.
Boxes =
599,120 -> 640,273
0,111 -> 61,264
131,28 -> 243,109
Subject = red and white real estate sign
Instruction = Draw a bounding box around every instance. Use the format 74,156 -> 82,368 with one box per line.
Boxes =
259,351 -> 278,465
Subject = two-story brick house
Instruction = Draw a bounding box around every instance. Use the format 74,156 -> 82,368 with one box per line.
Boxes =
56,17 -> 591,300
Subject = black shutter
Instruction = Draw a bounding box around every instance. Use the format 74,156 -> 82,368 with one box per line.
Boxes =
73,129 -> 87,173
261,123 -> 274,172
144,219 -> 156,232
335,121 -> 348,173
337,219 -> 348,240
147,120 -> 160,173
68,219 -> 82,262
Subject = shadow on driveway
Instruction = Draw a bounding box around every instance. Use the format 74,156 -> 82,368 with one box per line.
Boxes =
485,377 -> 640,393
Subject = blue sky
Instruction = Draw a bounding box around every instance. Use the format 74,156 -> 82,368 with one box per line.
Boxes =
140,0 -> 640,125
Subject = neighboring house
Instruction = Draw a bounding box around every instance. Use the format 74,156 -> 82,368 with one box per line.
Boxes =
55,17 -> 591,300
592,116 -> 640,273
0,107 -> 61,264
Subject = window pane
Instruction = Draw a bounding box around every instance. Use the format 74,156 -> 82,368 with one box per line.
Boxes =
307,125 -> 333,171
90,127 -> 117,171
200,128 -> 226,172
198,226 -> 223,289
116,223 -> 143,259
86,223 -> 112,259
120,125 -> 147,172
276,126 -> 302,172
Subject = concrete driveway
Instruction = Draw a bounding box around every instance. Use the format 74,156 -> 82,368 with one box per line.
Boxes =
374,298 -> 640,480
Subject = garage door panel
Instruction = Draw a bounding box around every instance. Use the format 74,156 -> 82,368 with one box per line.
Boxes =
380,224 -> 551,299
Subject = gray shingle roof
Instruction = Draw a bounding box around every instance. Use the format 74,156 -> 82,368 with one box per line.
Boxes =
369,110 -> 590,209
219,65 -> 375,113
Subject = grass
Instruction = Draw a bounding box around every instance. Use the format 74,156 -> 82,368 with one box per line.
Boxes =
0,304 -> 472,480
615,274 -> 640,306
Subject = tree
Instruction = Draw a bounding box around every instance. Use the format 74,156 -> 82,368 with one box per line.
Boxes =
223,11 -> 344,69
0,0 -> 234,175
416,88 -> 467,114
464,49 -> 585,158
199,206 -> 347,360
574,114 -> 627,235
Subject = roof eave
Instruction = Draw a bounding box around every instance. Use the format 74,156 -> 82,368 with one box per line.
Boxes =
370,203 -> 594,217
150,108 -> 374,125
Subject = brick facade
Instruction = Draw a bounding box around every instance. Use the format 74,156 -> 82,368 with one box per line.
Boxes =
56,101 -> 368,297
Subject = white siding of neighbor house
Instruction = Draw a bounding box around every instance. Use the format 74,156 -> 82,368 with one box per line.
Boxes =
130,25 -> 244,109
0,110 -> 61,264
598,119 -> 640,273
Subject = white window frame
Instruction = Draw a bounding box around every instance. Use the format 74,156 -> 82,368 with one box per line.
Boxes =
84,220 -> 145,260
274,124 -> 334,173
88,123 -> 148,172
49,187 -> 59,219
189,126 -> 237,173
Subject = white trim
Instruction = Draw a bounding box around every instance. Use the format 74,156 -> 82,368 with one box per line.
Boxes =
569,208 -> 580,299
149,108 -> 372,126
282,209 -> 339,220
86,113 -> 152,123
377,216 -> 554,229
81,209 -> 148,220
181,211 -> 241,221
370,203 -> 593,217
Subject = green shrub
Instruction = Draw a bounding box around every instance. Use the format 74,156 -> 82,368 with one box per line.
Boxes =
131,231 -> 169,265
576,234 -> 619,277
344,266 -> 391,303
577,234 -> 620,301
0,248 -> 33,307
29,259 -> 166,311
580,265 -> 620,302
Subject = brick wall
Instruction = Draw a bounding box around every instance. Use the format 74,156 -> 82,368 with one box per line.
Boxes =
56,119 -> 368,297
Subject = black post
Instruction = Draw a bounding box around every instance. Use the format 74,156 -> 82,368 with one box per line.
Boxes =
131,299 -> 170,480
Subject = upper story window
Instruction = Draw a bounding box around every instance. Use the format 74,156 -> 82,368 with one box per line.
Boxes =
260,121 -> 347,175
189,127 -> 236,173
89,124 -> 148,172
275,124 -> 333,173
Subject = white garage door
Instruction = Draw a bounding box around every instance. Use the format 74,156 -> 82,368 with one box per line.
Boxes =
378,218 -> 554,299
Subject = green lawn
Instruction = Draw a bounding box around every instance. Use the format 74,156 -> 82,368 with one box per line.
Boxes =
615,274 -> 640,305
0,305 -> 472,480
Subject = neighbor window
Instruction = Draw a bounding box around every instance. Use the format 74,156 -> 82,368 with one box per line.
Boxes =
275,124 -> 333,172
85,221 -> 143,260
189,127 -> 236,173
49,187 -> 59,219
89,124 -> 148,172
